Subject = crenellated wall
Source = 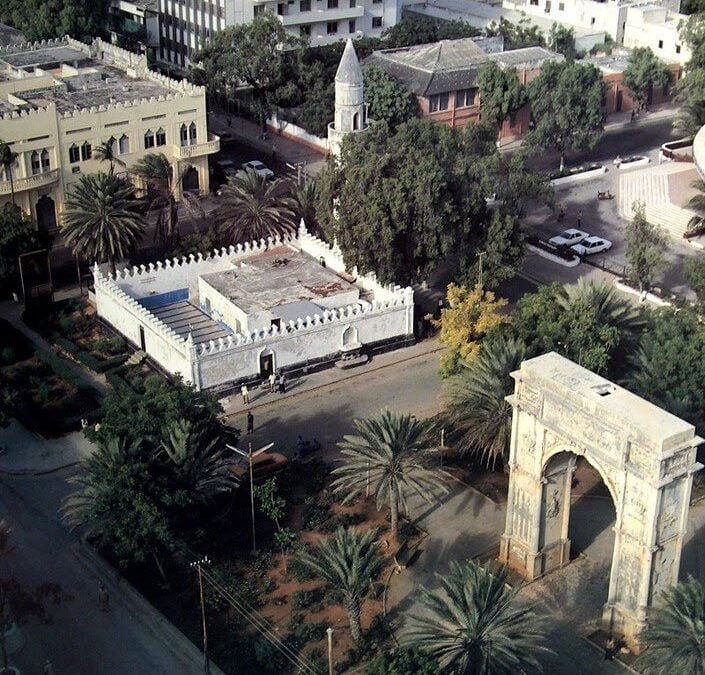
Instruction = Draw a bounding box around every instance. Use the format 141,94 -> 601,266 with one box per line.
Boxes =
94,224 -> 415,390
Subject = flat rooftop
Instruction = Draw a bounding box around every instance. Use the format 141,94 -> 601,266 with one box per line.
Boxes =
200,246 -> 358,315
0,45 -> 91,69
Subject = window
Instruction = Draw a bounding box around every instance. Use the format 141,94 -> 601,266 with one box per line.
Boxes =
676,44 -> 681,54
328,0 -> 338,8
349,19 -> 356,32
144,129 -> 155,148
300,0 -> 310,10
372,15 -> 382,27
69,144 -> 80,164
429,93 -> 449,112
658,39 -> 663,49
373,0 -> 382,3
81,142 -> 92,160
558,1 -> 564,8
108,136 -> 118,156
590,16 -> 595,24
300,25 -> 311,36
529,0 -> 538,5
455,88 -> 477,107
349,0 -> 356,6
180,123 -> 188,146
327,21 -> 338,34
41,149 -> 50,172
254,4 -> 264,16
156,127 -> 166,146
119,134 -> 129,154
189,122 -> 197,145
277,3 -> 286,14
544,0 -> 551,11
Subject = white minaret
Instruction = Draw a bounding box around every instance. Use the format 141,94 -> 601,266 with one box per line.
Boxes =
328,39 -> 368,157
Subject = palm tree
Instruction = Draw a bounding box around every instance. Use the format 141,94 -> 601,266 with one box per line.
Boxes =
296,526 -> 382,642
405,560 -> 548,674
686,179 -> 705,236
131,153 -> 205,248
62,172 -> 144,275
94,140 -> 126,175
159,419 -> 240,502
292,178 -> 319,233
332,410 -> 448,535
441,335 -> 526,468
0,140 -> 18,205
639,576 -> 705,674
213,169 -> 298,244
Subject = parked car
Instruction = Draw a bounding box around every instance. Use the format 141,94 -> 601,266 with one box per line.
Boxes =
217,159 -> 239,178
231,451 -> 288,483
571,236 -> 612,256
548,228 -> 589,247
242,160 -> 274,179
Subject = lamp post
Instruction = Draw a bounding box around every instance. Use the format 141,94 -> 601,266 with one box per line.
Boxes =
326,627 -> 334,675
189,556 -> 211,674
227,441 -> 274,554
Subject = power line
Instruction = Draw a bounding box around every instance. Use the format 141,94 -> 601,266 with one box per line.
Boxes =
199,567 -> 319,675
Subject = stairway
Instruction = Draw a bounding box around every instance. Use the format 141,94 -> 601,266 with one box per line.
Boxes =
126,350 -> 146,366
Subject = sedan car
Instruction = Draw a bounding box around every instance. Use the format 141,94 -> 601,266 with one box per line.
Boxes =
571,236 -> 612,256
242,160 -> 274,179
548,228 -> 589,247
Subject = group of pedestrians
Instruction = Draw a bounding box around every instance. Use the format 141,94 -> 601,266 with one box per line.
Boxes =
240,371 -> 287,406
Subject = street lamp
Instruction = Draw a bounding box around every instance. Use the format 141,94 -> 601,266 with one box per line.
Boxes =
326,627 -> 334,675
227,441 -> 274,554
189,556 -> 211,675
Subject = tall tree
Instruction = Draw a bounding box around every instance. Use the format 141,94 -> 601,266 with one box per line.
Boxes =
332,410 -> 448,535
477,62 -> 526,138
673,69 -> 705,137
684,255 -> 705,307
440,334 -> 526,467
0,140 -> 18,206
292,178 -> 320,233
213,170 -> 298,244
681,13 -> 705,71
527,60 -> 605,172
317,119 -> 497,286
429,283 -> 509,377
405,560 -> 548,673
382,15 -> 479,48
296,527 -> 382,642
484,17 -> 544,50
94,140 -> 126,176
686,179 -> 705,236
61,172 -> 143,275
0,204 -> 43,296
623,47 -> 673,108
362,65 -> 419,129
639,576 -> 705,674
1,0 -> 110,42
190,15 -> 305,128
549,24 -> 578,60
625,201 -> 668,292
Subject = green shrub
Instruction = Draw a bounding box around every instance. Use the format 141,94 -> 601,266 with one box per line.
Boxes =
302,495 -> 331,531
251,549 -> 273,573
289,556 -> 316,582
363,646 -> 439,674
292,587 -> 324,609
299,621 -> 325,643
108,335 -> 126,353
35,380 -> 51,404
288,612 -> 305,632
57,311 -> 76,336
92,336 -> 109,354
320,512 -> 366,533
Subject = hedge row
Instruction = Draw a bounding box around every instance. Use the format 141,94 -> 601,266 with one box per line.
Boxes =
52,333 -> 128,373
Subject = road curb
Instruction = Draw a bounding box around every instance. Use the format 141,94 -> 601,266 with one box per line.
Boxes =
223,344 -> 444,418
0,461 -> 81,477
71,541 -> 226,675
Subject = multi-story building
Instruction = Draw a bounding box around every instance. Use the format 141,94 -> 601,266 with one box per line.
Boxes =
109,0 -> 161,59
157,0 -> 400,68
0,36 -> 218,234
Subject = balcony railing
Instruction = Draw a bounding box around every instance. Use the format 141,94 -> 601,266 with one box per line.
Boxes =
281,5 -> 364,25
0,168 -> 60,196
173,133 -> 220,160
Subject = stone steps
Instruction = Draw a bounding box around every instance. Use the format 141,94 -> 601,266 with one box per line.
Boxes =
126,350 -> 146,366
644,203 -> 694,239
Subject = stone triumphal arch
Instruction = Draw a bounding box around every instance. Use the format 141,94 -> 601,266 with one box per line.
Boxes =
499,352 -> 703,643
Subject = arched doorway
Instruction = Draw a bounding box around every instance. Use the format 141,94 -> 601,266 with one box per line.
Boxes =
182,166 -> 199,193
36,195 -> 57,233
500,352 -> 702,645
342,325 -> 358,346
258,348 -> 275,378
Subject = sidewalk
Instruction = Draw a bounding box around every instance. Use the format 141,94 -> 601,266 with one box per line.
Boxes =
219,337 -> 444,419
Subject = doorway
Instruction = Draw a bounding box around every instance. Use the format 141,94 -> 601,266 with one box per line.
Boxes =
36,195 -> 57,234
615,90 -> 623,113
139,325 -> 146,351
182,166 -> 199,193
259,350 -> 274,378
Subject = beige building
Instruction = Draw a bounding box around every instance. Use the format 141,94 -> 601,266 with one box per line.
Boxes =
0,36 -> 218,234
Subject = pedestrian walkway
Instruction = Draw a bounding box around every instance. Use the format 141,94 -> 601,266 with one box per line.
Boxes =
219,338 -> 444,419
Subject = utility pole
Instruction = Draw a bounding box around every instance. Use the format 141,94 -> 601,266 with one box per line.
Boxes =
190,556 -> 211,674
227,441 -> 274,554
326,627 -> 334,675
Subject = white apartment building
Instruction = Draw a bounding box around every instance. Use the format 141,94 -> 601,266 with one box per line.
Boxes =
157,0 -> 400,67
503,0 -> 691,63
0,36 -> 218,234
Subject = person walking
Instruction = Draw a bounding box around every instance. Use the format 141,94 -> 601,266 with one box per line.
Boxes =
278,372 -> 286,394
247,411 -> 254,434
577,209 -> 583,228
241,383 -> 249,405
268,371 -> 276,393
98,583 -> 109,612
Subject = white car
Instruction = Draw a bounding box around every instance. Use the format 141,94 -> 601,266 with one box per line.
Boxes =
571,236 -> 612,256
548,228 -> 589,247
242,160 -> 274,179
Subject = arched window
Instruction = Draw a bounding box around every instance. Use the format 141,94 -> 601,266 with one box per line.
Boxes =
144,129 -> 155,149
69,144 -> 80,164
31,151 -> 40,175
189,122 -> 197,145
119,134 -> 129,155
352,112 -> 359,131
108,136 -> 117,155
180,123 -> 188,147
40,149 -> 50,172
81,141 -> 92,161
156,127 -> 166,146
